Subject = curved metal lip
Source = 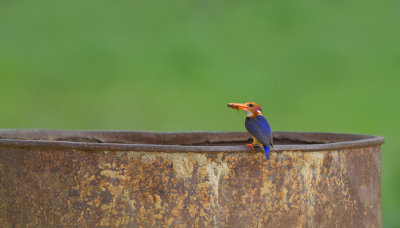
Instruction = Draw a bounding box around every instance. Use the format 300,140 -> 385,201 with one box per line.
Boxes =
0,129 -> 384,153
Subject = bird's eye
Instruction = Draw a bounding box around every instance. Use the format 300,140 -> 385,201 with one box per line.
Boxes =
248,104 -> 254,107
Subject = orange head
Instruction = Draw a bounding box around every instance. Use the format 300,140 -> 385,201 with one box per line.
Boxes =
227,102 -> 262,117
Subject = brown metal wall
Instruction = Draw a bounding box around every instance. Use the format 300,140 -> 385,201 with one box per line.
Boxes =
0,142 -> 381,227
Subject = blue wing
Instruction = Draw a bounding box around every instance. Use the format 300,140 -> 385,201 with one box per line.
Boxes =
245,115 -> 273,147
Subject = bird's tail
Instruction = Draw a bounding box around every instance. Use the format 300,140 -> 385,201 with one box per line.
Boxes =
263,145 -> 271,160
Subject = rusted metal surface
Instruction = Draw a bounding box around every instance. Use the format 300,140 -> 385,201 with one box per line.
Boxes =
0,130 -> 383,227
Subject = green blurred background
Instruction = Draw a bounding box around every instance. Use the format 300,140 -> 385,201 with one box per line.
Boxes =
1,0 -> 399,226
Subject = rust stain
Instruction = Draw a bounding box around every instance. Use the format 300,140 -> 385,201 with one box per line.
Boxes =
0,131 -> 383,227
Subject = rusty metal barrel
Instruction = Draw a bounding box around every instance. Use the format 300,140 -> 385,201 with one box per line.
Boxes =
0,130 -> 384,227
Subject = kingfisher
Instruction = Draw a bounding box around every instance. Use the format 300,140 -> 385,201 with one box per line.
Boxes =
227,102 -> 273,159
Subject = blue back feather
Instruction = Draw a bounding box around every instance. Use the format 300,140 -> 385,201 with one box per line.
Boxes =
245,115 -> 273,147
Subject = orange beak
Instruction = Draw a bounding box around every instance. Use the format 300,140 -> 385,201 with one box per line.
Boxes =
227,103 -> 248,110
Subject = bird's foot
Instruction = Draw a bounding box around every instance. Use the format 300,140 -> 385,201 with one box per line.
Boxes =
246,143 -> 256,152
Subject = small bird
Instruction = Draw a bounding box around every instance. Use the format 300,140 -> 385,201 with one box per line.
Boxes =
227,102 -> 273,159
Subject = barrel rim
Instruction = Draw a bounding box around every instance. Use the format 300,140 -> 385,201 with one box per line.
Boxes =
0,129 -> 384,152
